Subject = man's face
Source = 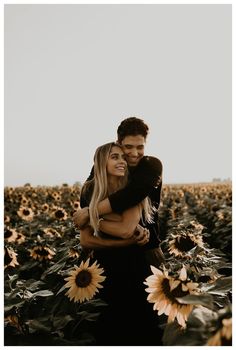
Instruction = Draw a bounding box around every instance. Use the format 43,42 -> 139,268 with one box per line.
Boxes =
120,135 -> 145,167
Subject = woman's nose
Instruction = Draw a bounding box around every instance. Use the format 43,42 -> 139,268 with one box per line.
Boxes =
119,157 -> 127,164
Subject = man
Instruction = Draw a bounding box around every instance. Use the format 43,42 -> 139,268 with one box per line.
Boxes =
74,117 -> 164,264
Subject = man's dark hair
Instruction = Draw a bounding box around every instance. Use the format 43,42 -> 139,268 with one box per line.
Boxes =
117,117 -> 149,142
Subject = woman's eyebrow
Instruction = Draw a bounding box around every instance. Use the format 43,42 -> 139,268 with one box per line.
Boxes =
110,152 -> 124,156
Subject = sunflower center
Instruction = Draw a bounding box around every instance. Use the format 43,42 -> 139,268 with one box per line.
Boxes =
34,248 -> 49,256
75,270 -> 92,288
175,236 -> 196,252
162,278 -> 189,304
55,210 -> 64,218
4,250 -> 12,265
5,229 -> 12,239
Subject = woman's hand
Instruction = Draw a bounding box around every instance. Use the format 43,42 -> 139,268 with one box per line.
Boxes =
132,224 -> 150,246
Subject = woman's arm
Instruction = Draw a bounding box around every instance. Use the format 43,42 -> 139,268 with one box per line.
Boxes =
99,205 -> 142,239
79,225 -> 144,250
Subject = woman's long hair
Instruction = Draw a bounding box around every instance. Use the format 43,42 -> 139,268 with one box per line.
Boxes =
82,142 -> 154,231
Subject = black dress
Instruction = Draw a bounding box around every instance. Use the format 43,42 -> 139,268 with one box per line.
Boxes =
80,185 -> 163,346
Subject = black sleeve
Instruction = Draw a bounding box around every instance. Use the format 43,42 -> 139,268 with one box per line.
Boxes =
80,182 -> 93,208
79,167 -> 94,209
108,156 -> 163,213
86,166 -> 94,181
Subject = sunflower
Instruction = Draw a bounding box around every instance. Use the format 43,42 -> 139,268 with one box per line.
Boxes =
29,245 -> 56,261
52,191 -> 61,202
41,203 -> 50,213
4,215 -> 10,224
5,314 -> 23,333
64,259 -> 106,303
16,232 -> 26,245
73,201 -> 80,210
207,317 -> 232,346
52,207 -> 68,221
144,265 -> 199,328
20,196 -> 29,206
4,248 -> 19,269
43,227 -> 61,238
17,206 -> 34,221
68,247 -> 80,258
4,227 -> 18,243
168,231 -> 204,257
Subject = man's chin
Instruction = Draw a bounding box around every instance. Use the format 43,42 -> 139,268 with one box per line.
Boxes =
127,160 -> 140,166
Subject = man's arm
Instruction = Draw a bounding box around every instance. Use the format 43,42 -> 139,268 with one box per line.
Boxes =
96,156 -> 162,215
73,156 -> 162,227
108,156 -> 162,213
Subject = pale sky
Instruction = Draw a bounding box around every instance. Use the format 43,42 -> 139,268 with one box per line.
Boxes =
4,3 -> 232,186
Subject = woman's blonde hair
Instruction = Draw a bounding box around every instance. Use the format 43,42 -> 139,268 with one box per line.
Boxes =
82,142 -> 154,231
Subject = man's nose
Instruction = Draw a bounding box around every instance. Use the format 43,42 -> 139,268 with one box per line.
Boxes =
130,149 -> 138,156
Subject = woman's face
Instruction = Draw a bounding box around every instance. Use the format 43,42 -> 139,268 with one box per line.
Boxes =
106,146 -> 127,177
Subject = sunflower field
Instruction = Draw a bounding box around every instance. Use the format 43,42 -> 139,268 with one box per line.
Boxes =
4,182 -> 232,346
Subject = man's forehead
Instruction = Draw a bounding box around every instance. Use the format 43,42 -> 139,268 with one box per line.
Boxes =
120,135 -> 146,145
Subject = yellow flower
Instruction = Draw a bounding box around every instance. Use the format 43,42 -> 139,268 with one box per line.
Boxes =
17,206 -> 34,221
144,265 -> 199,328
20,196 -> 29,206
207,318 -> 232,346
43,227 -> 61,238
5,314 -> 23,333
29,246 -> 56,261
73,201 -> 80,210
64,259 -> 106,303
4,215 -> 10,224
52,207 -> 68,221
4,248 -> 19,269
168,231 -> 204,257
4,227 -> 18,243
41,203 -> 50,213
16,232 -> 26,245
52,191 -> 61,202
68,248 -> 80,258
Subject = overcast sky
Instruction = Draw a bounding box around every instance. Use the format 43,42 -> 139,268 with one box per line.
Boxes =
4,4 -> 232,186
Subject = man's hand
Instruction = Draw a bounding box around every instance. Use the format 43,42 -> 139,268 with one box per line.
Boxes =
73,207 -> 90,229
132,224 -> 150,246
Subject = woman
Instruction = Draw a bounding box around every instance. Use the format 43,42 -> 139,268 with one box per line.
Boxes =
79,142 -> 159,345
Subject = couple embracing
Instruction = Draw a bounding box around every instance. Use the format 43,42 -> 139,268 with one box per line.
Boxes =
73,117 -> 164,346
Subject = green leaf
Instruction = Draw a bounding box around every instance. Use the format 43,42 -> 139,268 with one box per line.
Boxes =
28,318 -> 51,333
56,284 -> 66,296
52,315 -> 74,329
4,300 -> 25,314
41,260 -> 66,278
32,290 -> 54,298
176,294 -> 214,309
25,280 -> 45,291
201,276 -> 232,295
